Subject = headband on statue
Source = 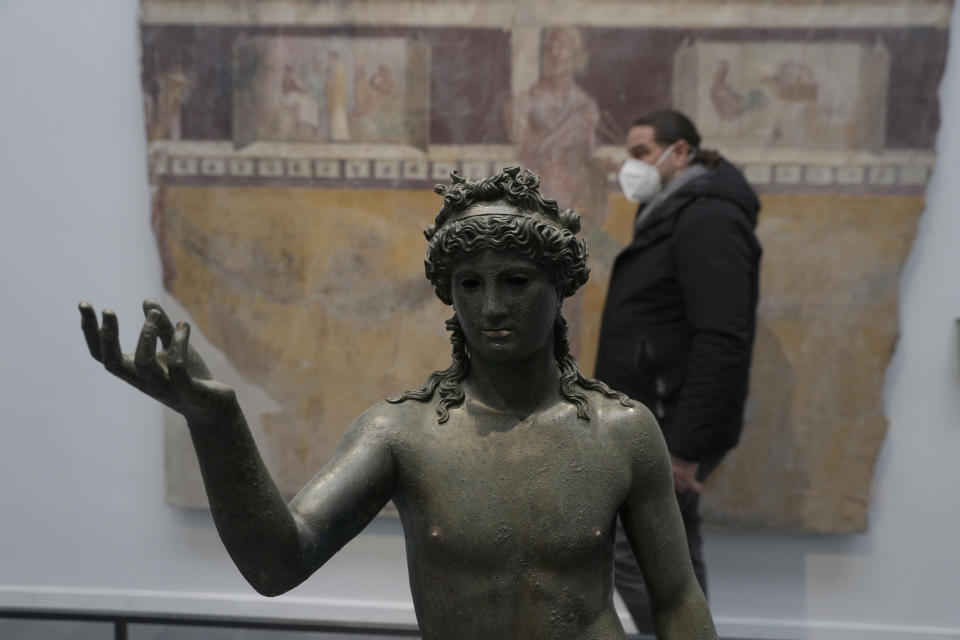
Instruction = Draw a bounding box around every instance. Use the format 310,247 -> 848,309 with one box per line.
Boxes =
441,204 -> 561,229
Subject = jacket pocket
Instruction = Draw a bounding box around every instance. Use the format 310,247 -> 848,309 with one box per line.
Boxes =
634,337 -> 669,419
652,361 -> 688,422
640,332 -> 689,422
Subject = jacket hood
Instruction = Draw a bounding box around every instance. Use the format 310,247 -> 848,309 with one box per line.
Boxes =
669,158 -> 760,227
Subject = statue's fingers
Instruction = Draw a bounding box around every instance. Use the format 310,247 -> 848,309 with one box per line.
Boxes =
134,310 -> 166,385
99,310 -> 125,374
78,302 -> 102,361
143,298 -> 175,347
168,321 -> 192,390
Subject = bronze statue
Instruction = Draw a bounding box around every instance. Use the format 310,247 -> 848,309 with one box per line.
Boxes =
79,167 -> 717,639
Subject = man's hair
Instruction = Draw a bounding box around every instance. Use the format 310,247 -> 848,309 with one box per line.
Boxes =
633,109 -> 723,169
388,166 -> 631,423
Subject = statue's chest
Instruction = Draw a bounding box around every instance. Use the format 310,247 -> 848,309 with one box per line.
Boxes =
394,419 -> 632,565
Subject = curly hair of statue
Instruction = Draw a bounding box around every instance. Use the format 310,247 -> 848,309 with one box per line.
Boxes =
388,166 -> 632,422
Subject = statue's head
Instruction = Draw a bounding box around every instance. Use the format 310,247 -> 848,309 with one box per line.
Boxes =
389,166 -> 630,423
423,165 -> 589,306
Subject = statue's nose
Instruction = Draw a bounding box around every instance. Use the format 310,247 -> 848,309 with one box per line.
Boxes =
482,288 -> 508,322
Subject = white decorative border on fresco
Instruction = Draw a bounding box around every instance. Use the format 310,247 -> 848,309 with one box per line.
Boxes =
153,155 -> 932,190
149,142 -> 933,191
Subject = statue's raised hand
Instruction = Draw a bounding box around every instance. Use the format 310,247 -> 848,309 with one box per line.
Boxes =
79,299 -> 237,425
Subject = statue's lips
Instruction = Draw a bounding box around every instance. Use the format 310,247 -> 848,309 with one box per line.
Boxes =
482,329 -> 511,338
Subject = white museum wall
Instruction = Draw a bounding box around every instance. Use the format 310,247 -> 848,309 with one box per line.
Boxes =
0,1 -> 958,638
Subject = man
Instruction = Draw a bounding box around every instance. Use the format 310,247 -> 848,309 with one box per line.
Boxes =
80,166 -> 717,639
595,110 -> 761,632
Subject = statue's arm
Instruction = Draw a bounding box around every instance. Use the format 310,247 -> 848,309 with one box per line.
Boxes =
189,401 -> 397,596
78,300 -> 397,596
618,408 -> 718,639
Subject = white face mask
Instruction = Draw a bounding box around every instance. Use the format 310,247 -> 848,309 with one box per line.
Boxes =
618,142 -> 678,203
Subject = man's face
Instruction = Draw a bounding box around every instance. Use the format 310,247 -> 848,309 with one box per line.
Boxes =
450,247 -> 559,365
625,125 -> 688,184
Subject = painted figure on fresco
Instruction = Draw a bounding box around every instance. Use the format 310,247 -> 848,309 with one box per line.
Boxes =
146,59 -> 193,140
505,27 -> 608,354
506,28 -> 602,216
79,167 -> 716,640
708,60 -> 768,120
353,52 -> 405,140
326,51 -> 351,141
279,63 -> 321,138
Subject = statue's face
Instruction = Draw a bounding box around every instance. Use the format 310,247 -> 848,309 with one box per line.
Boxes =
450,248 -> 558,364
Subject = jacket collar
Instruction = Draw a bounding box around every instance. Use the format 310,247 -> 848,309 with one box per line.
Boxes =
633,163 -> 708,234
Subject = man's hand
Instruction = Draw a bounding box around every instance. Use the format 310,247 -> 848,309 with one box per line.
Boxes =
671,455 -> 702,494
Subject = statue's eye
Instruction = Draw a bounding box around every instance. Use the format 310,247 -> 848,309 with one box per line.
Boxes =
459,277 -> 481,290
506,275 -> 529,286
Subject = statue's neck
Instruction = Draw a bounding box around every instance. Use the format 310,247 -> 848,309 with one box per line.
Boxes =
464,343 -> 560,420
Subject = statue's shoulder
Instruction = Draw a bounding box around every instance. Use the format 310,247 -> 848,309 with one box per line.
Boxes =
352,396 -> 436,438
584,389 -> 661,451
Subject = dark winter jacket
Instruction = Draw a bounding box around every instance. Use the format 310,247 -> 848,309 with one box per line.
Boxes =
594,159 -> 761,466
